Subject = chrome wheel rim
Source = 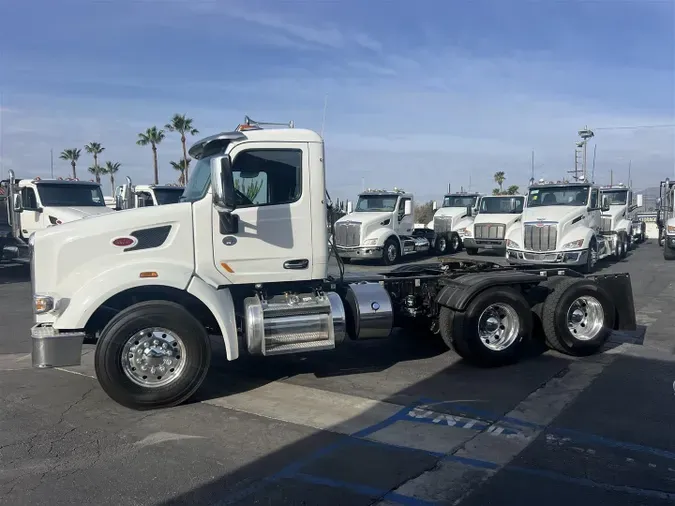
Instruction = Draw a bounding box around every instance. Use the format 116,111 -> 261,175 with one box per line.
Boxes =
477,303 -> 520,351
589,245 -> 598,267
387,243 -> 397,262
566,296 -> 604,341
121,327 -> 186,388
438,238 -> 447,252
451,236 -> 459,249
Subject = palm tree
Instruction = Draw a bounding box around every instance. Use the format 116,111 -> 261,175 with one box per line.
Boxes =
137,127 -> 165,185
59,148 -> 81,179
494,171 -> 506,193
169,158 -> 191,185
102,161 -> 121,195
84,142 -> 105,183
165,114 -> 199,183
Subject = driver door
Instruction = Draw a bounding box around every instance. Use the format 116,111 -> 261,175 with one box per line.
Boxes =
211,141 -> 314,284
396,197 -> 413,236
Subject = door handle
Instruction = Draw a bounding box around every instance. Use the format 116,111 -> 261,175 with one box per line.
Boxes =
283,259 -> 309,270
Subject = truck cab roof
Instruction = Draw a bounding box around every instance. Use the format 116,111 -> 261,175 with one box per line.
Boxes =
358,188 -> 412,198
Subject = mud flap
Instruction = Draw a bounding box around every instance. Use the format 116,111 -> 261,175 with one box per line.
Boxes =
589,273 -> 637,331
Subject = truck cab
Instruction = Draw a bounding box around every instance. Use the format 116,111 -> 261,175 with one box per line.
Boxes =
657,178 -> 675,259
505,179 -> 617,273
462,195 -> 524,255
114,179 -> 185,210
1,172 -> 112,262
430,192 -> 482,254
334,188 -> 430,265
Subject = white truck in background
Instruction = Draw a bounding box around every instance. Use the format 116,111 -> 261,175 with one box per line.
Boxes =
505,178 -> 629,273
1,171 -> 113,263
657,178 -> 675,259
333,188 -> 431,265
113,177 -> 185,210
428,192 -> 483,254
599,184 -> 645,251
462,195 -> 525,255
28,117 -> 639,411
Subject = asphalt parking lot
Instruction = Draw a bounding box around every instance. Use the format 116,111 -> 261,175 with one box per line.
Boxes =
1,242 -> 674,505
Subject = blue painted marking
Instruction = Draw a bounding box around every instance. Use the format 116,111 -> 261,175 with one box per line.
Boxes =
444,454 -> 500,470
509,466 -> 675,501
351,401 -> 420,438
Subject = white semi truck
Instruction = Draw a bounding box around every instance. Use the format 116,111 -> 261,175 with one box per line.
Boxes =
461,195 -> 525,255
113,177 -> 185,210
599,183 -> 645,250
506,179 -> 630,273
657,178 -> 675,259
333,188 -> 431,265
29,118 -> 638,410
429,192 -> 483,254
1,171 -> 113,263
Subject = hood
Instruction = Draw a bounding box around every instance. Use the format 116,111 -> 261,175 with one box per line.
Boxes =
47,205 -> 114,223
603,204 -> 627,221
521,205 -> 585,224
474,213 -> 521,227
336,211 -> 392,226
434,207 -> 468,220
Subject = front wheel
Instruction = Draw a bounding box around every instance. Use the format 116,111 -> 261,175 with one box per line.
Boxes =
579,241 -> 598,274
382,237 -> 400,265
466,248 -> 479,256
620,232 -> 629,258
540,278 -> 615,356
95,300 -> 212,410
438,287 -> 532,366
664,242 -> 675,260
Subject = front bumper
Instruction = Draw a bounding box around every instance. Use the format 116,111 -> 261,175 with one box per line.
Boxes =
463,238 -> 505,250
31,324 -> 84,368
506,248 -> 588,266
335,245 -> 383,260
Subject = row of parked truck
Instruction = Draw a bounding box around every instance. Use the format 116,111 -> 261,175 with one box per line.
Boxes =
0,173 -> 184,263
333,180 -> 646,273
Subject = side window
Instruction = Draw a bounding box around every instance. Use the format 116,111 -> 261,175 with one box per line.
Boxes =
21,187 -> 38,210
590,189 -> 598,208
397,198 -> 409,221
231,149 -> 302,208
137,192 -> 154,207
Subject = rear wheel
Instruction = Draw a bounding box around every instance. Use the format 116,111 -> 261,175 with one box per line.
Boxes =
664,242 -> 675,260
438,287 -> 532,366
95,300 -> 212,410
620,232 -> 629,258
466,247 -> 479,255
540,278 -> 615,356
448,233 -> 462,254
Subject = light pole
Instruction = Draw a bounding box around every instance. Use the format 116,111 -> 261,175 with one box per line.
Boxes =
578,127 -> 595,179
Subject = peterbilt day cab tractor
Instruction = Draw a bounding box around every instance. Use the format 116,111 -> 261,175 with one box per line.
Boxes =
1,170 -> 113,263
29,118 -> 638,411
656,178 -> 675,249
429,192 -> 483,254
506,179 -> 627,273
333,188 -> 431,265
599,184 -> 644,251
113,177 -> 185,210
462,195 -> 525,255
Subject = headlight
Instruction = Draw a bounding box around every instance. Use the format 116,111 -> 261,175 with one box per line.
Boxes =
667,225 -> 675,234
506,239 -> 520,249
363,238 -> 377,246
457,228 -> 472,237
562,239 -> 585,249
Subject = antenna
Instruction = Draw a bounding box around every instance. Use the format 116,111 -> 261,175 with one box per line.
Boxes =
627,159 -> 631,188
320,94 -> 328,137
531,150 -> 535,180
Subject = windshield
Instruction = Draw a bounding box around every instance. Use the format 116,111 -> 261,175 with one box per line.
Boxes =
479,196 -> 524,214
37,184 -> 105,207
355,195 -> 398,212
180,157 -> 212,203
601,189 -> 628,205
443,195 -> 477,208
154,188 -> 184,205
527,186 -> 589,207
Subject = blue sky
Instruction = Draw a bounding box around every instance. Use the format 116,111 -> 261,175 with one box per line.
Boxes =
0,0 -> 673,201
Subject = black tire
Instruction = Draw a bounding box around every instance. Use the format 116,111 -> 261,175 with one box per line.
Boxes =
438,287 -> 532,366
540,278 -> 615,356
620,232 -> 629,259
435,235 -> 449,255
341,257 -> 352,264
659,234 -> 665,247
466,248 -> 479,255
448,233 -> 462,254
95,300 -> 212,410
382,237 -> 400,265
579,240 -> 597,274
664,243 -> 675,260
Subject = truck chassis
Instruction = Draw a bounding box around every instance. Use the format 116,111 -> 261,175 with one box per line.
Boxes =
33,257 -> 637,411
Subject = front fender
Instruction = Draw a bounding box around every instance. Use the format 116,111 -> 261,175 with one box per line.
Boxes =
186,276 -> 238,361
364,228 -> 397,247
558,227 -> 594,249
53,261 -> 194,330
614,219 -> 631,234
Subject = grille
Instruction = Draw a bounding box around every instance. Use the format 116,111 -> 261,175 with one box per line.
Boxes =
475,223 -> 506,240
434,216 -> 452,234
524,224 -> 557,252
601,216 -> 612,232
335,222 -> 361,247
